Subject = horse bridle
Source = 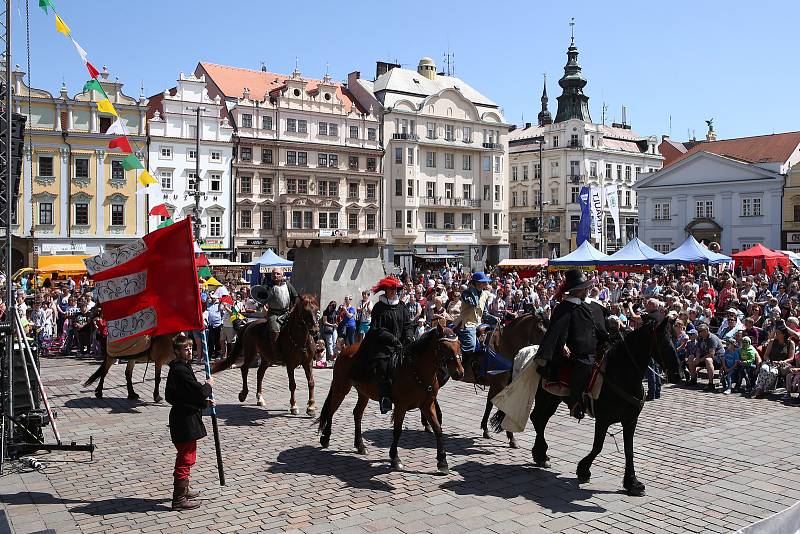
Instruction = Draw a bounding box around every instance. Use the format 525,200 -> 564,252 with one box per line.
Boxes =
406,332 -> 461,395
285,304 -> 319,352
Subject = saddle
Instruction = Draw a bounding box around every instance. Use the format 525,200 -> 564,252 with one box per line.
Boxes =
468,344 -> 513,384
541,355 -> 607,417
108,334 -> 151,359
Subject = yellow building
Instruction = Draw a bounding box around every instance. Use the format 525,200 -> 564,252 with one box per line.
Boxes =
782,162 -> 800,251
11,65 -> 148,268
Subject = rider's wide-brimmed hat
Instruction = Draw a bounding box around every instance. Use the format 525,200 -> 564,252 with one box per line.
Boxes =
563,269 -> 593,293
371,276 -> 403,293
471,272 -> 492,284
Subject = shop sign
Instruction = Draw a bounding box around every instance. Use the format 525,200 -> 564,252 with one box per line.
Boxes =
202,238 -> 226,249
41,243 -> 87,253
246,239 -> 270,246
426,232 -> 475,244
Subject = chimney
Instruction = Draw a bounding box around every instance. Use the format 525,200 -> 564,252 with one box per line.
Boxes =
417,57 -> 437,81
621,105 -> 627,126
375,61 -> 400,79
525,122 -> 531,129
662,134 -> 670,142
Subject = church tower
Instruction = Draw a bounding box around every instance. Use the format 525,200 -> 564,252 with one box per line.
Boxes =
554,21 -> 591,123
537,74 -> 553,126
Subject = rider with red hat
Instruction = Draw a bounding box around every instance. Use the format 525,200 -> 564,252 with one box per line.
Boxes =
360,275 -> 415,414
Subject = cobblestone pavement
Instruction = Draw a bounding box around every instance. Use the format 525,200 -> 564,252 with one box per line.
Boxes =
2,355 -> 800,533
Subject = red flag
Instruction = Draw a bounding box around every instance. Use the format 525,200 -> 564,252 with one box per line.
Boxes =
220,295 -> 234,305
149,203 -> 170,218
195,253 -> 209,267
86,61 -> 100,78
108,136 -> 133,153
84,217 -> 202,341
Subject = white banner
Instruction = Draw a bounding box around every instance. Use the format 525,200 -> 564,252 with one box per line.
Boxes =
589,186 -> 604,243
605,183 -> 621,239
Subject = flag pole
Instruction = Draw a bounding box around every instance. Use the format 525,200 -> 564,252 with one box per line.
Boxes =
199,328 -> 225,486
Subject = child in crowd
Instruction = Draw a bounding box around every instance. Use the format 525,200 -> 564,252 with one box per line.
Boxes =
721,339 -> 740,395
732,336 -> 758,394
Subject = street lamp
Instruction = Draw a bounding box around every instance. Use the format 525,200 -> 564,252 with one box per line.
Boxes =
186,106 -> 207,244
536,139 -> 547,258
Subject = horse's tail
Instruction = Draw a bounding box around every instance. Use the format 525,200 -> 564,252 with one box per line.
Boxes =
211,324 -> 245,374
314,389 -> 333,435
84,360 -> 107,387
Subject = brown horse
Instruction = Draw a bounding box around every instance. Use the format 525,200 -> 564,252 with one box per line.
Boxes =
212,294 -> 320,416
84,334 -> 177,402
316,324 -> 464,474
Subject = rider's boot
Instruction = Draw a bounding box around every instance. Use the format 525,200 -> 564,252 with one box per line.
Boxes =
568,361 -> 593,421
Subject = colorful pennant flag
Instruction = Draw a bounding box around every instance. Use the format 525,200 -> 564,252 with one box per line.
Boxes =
83,78 -> 107,97
195,253 -> 210,267
157,218 -> 174,229
96,98 -> 118,117
71,38 -> 88,63
108,136 -> 133,153
137,170 -> 157,187
198,266 -> 212,280
150,203 -> 170,218
39,0 -> 55,15
121,154 -> 144,171
55,15 -> 70,36
106,118 -> 128,136
86,61 -> 100,78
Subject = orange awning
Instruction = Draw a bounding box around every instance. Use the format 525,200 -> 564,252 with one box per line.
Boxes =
37,255 -> 91,275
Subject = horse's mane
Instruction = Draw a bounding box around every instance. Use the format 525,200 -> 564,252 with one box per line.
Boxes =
608,315 -> 662,359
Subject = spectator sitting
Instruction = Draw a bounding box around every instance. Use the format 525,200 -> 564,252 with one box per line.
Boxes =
721,339 -> 740,395
732,336 -> 758,394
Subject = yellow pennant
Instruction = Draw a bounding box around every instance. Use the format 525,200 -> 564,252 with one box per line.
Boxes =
55,15 -> 71,36
137,170 -> 157,187
96,98 -> 118,117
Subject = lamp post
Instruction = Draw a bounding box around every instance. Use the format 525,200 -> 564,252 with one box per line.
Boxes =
186,106 -> 207,243
536,139 -> 547,258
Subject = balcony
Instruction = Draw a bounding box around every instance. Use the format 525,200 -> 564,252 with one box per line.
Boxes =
567,140 -> 583,149
482,142 -> 503,149
419,196 -> 481,208
392,133 -> 418,141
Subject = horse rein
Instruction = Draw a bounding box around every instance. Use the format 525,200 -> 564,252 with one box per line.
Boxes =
284,303 -> 319,353
405,333 -> 460,395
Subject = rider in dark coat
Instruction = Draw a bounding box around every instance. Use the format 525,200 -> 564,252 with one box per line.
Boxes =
535,269 -> 608,420
360,276 -> 414,414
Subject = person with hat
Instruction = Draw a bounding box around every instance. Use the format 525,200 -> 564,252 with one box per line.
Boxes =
534,269 -> 608,420
257,268 -> 298,350
360,276 -> 415,414
453,272 -> 493,361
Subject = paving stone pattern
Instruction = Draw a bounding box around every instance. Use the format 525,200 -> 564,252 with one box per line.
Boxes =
1,356 -> 799,533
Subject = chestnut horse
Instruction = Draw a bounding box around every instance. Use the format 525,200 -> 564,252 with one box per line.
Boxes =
316,324 -> 464,474
84,334 -> 177,401
212,294 -> 320,416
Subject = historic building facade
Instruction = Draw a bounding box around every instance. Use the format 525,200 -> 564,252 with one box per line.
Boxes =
196,62 -> 382,263
783,162 -> 800,252
147,72 -> 234,257
348,58 -> 510,270
508,38 -> 662,258
12,65 -> 148,263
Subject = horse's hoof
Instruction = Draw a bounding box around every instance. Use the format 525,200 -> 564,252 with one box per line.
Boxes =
436,461 -> 449,476
94,390 -> 103,399
423,424 -> 432,433
577,470 -> 591,483
391,458 -> 403,470
509,440 -> 519,449
238,391 -> 248,403
290,406 -> 299,415
356,445 -> 367,455
153,395 -> 163,403
127,392 -> 139,401
624,479 -> 646,496
256,396 -> 266,407
533,459 -> 551,468
320,435 -> 330,449
306,407 -> 316,417
482,429 -> 491,439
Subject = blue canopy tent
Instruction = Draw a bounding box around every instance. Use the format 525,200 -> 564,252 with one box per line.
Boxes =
604,237 -> 666,265
655,236 -> 732,265
250,249 -> 293,286
549,241 -> 611,267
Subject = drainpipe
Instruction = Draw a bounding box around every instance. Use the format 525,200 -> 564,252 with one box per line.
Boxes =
62,131 -> 72,238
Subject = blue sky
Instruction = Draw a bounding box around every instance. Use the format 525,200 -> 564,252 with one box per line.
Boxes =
15,0 -> 799,140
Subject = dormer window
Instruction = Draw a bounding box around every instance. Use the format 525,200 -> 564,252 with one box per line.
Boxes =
293,88 -> 301,97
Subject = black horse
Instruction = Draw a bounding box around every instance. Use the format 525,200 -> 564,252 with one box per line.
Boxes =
493,314 -> 682,496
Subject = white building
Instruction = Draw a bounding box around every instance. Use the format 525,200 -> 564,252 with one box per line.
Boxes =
147,73 -> 234,256
348,58 -> 510,271
635,131 -> 800,253
508,38 -> 662,258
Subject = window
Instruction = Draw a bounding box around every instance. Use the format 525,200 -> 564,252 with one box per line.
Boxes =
653,242 -> 673,254
318,153 -> 328,167
394,148 -> 403,164
37,156 -> 54,177
590,135 -> 595,147
533,190 -> 541,205
548,215 -> 560,231
349,125 -> 359,139
297,152 -> 307,166
605,163 -> 612,179
482,156 -> 491,172
348,156 -> 359,170
262,149 -> 273,164
625,166 -> 632,181
741,196 -> 762,216
523,165 -> 529,181
262,116 -> 273,130
483,185 -> 491,201
425,211 -> 436,229
406,211 -> 413,228
794,205 -> 800,222
512,191 -> 518,207
99,116 -> 112,134
445,153 -> 454,169
550,161 -> 559,178
463,127 -> 472,143
287,151 -> 297,165
395,179 -> 402,197
444,183 -> 453,199
319,122 -> 328,136
570,186 -> 580,204
240,147 -> 252,161
495,185 -> 501,202
366,183 -> 376,200
589,161 -> 597,177
570,161 -> 580,179
328,154 -> 338,168
570,215 -> 580,233
366,213 -> 376,230
426,181 -> 436,198
351,212 -> 360,230
654,202 -> 671,220
407,179 -> 414,196
286,118 -> 297,132
407,148 -> 414,166
444,212 -> 455,229
298,120 -> 308,134
616,164 -> 622,180
570,134 -> 579,147
395,210 -> 402,229
534,163 -> 541,179
240,175 -> 252,194
188,149 -> 197,161
210,173 -> 221,192
494,156 -> 501,172
291,211 -> 302,229
367,128 -> 376,141
240,210 -> 251,229
512,166 -> 518,181
695,200 -> 713,219
188,172 -> 197,192
287,179 -> 297,195
521,190 -> 528,206
426,122 -> 436,139
160,146 -> 172,159
261,176 -> 273,194
210,151 -> 221,162
111,160 -> 124,180
461,213 -> 473,229
39,202 -> 53,225
552,135 -> 559,148
75,158 -> 89,179
209,215 -> 221,237
319,180 -> 339,197
463,184 -> 472,199
483,213 -> 490,230
318,212 -> 339,229
463,154 -> 472,170
550,187 -> 559,205
445,124 -> 455,141
344,182 -> 356,199
241,114 -> 253,128
159,170 -> 173,190
426,151 -> 436,168
75,203 -> 89,225
367,157 -> 377,171
624,190 -> 632,207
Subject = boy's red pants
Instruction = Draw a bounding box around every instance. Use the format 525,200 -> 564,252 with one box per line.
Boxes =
173,440 -> 197,480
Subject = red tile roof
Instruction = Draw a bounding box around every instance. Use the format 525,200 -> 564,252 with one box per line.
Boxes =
668,131 -> 800,168
196,62 -> 364,113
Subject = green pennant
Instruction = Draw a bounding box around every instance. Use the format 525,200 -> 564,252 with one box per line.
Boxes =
121,154 -> 144,171
39,0 -> 55,14
198,266 -> 212,279
82,78 -> 107,98
157,218 -> 174,229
